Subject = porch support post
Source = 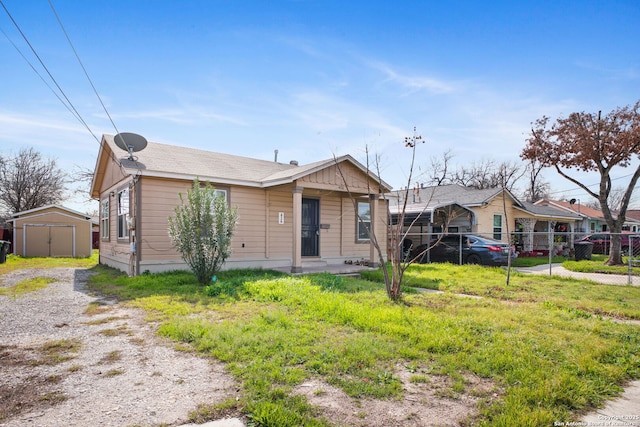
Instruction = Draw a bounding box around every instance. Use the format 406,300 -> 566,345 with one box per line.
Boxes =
291,186 -> 303,273
369,194 -> 378,268
516,218 -> 537,252
569,221 -> 575,249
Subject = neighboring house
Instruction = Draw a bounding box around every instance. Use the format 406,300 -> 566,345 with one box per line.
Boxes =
389,184 -> 581,253
534,199 -> 607,235
535,199 -> 640,234
90,216 -> 100,249
8,205 -> 94,258
90,134 -> 390,275
621,209 -> 640,232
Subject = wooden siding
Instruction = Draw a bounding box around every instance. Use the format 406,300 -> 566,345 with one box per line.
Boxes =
229,186 -> 267,259
317,192 -> 342,258
99,177 -> 134,267
471,194 -> 519,242
299,162 -> 377,193
96,151 -> 128,195
265,188 -> 294,259
139,177 -> 184,261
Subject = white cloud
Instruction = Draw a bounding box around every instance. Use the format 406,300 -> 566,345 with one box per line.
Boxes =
369,61 -> 457,94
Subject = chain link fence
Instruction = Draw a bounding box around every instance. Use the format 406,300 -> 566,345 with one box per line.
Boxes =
401,230 -> 640,285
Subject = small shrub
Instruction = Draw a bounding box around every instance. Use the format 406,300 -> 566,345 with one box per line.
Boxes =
168,178 -> 238,285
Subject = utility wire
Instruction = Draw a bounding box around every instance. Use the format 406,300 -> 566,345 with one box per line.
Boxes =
48,0 -> 145,181
0,0 -> 130,180
546,172 -> 638,198
0,26 -> 84,125
0,0 -> 98,143
47,0 -> 122,139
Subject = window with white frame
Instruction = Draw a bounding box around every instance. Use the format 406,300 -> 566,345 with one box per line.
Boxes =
198,182 -> 228,204
101,198 -> 109,240
117,188 -> 130,239
493,214 -> 502,240
357,201 -> 371,241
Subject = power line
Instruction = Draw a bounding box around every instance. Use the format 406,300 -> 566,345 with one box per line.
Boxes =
47,0 -> 145,180
0,26 -> 84,125
47,0 -> 122,139
546,172 -> 638,198
0,0 -> 130,181
0,0 -> 98,143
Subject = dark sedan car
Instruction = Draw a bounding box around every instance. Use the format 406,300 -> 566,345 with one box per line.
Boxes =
410,234 -> 516,266
577,232 -> 640,255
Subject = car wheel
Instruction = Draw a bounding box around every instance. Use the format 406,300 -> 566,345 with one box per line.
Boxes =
467,254 -> 481,264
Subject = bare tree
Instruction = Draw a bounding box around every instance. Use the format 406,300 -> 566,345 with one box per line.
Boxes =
522,101 -> 640,265
429,156 -> 525,191
0,147 -> 67,216
427,149 -> 454,186
335,128 -> 456,302
71,165 -> 96,203
522,158 -> 551,203
607,186 -> 628,212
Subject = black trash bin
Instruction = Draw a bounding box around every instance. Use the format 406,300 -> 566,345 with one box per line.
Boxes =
0,240 -> 9,264
574,241 -> 593,261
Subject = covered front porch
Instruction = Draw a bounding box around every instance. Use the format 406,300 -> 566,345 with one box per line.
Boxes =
390,202 -> 476,254
514,217 -> 577,256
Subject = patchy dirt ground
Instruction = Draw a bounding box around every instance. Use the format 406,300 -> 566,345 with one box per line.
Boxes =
0,267 -> 500,427
0,268 -> 238,427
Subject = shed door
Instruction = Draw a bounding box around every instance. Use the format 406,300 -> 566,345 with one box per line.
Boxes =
50,226 -> 73,257
25,225 -> 74,257
301,198 -> 319,257
27,226 -> 51,257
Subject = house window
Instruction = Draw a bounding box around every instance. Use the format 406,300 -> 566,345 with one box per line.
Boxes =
101,198 -> 109,240
493,214 -> 502,240
213,189 -> 227,202
118,188 -> 130,239
357,201 -> 371,241
198,182 -> 228,204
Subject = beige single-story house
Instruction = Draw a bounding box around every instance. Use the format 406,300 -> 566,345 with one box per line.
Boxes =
389,184 -> 581,252
90,134 -> 390,275
8,205 -> 94,257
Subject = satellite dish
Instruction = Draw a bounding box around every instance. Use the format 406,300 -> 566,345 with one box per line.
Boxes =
114,132 -> 147,159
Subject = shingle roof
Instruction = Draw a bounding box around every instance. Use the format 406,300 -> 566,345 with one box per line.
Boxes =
626,210 -> 640,221
390,184 -> 580,219
105,134 -> 390,190
534,199 -> 605,220
410,184 -> 503,205
517,201 -> 581,219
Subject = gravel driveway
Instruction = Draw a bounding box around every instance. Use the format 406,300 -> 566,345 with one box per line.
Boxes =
0,268 -> 238,427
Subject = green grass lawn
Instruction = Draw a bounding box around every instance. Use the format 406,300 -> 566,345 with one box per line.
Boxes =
512,253 -> 640,275
83,264 -> 640,427
0,250 -> 99,275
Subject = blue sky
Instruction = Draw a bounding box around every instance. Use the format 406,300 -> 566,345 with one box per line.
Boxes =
1,0 -> 639,213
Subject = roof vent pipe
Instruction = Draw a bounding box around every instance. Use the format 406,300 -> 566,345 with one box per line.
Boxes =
290,160 -> 299,166
274,149 -> 279,162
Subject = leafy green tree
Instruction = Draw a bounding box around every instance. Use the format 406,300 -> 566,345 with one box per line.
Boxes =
168,179 -> 238,284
